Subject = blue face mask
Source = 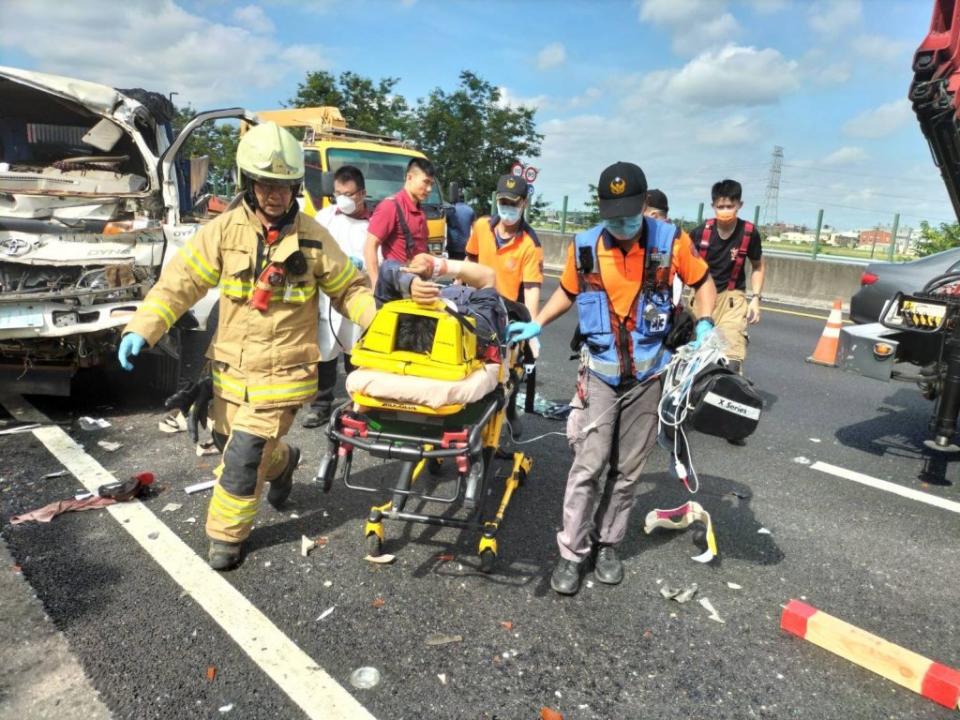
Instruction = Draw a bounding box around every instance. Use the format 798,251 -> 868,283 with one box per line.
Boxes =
497,204 -> 523,225
603,213 -> 644,239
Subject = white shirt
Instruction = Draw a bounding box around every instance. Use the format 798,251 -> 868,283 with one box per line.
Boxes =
316,205 -> 370,360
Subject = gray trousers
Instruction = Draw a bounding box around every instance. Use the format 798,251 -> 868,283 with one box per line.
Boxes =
557,371 -> 662,562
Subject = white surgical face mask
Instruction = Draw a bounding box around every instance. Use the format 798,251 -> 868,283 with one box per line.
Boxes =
497,203 -> 522,225
335,194 -> 357,215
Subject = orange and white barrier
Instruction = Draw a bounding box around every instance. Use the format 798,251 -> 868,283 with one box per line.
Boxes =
807,297 -> 844,367
781,599 -> 960,710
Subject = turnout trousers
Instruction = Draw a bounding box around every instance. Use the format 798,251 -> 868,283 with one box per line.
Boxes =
557,371 -> 662,562
712,289 -> 748,366
205,395 -> 298,543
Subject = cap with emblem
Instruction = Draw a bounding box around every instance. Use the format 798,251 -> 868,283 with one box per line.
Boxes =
496,174 -> 529,202
597,161 -> 647,219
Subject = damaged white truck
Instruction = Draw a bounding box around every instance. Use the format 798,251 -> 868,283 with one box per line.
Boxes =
0,66 -> 256,396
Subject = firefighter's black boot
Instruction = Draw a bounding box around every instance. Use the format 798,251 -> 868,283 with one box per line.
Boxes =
267,445 -> 301,510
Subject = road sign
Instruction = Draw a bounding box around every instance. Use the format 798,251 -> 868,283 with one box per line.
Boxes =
511,163 -> 523,177
523,166 -> 539,183
526,184 -> 535,197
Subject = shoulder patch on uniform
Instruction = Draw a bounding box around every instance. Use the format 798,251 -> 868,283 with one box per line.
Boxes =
299,239 -> 323,250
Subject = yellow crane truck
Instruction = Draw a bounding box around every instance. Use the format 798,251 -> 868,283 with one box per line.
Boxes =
252,107 -> 447,255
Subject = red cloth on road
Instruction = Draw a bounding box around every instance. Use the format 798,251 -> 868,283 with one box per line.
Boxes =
10,496 -> 116,524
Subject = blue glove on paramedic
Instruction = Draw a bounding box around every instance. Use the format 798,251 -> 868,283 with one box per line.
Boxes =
688,318 -> 714,350
506,321 -> 541,344
118,332 -> 146,371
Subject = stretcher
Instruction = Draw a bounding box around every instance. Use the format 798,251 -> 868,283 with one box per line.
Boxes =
314,298 -> 532,572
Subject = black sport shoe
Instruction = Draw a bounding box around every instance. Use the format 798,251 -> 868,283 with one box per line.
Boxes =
301,405 -> 331,429
550,557 -> 583,595
267,445 -> 301,510
208,540 -> 243,571
594,545 -> 624,585
727,437 -> 746,447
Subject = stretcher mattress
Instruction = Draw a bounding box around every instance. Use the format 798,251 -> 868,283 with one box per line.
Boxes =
345,363 -> 501,409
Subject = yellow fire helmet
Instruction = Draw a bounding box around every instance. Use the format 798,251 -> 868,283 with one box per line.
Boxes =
236,121 -> 304,187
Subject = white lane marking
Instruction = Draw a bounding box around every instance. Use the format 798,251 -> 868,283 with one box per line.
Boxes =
811,461 -> 960,515
2,396 -> 375,720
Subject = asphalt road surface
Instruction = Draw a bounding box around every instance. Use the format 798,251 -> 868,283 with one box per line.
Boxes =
2,280 -> 959,720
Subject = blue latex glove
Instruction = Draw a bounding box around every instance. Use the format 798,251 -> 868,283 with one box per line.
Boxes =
349,256 -> 364,270
118,332 -> 146,371
688,319 -> 714,350
506,321 -> 541,344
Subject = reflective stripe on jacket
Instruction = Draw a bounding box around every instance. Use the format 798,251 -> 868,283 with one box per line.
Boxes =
124,202 -> 376,408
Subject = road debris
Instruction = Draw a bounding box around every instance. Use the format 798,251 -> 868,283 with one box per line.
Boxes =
315,606 -> 335,621
540,706 -> 564,720
793,456 -> 812,465
349,666 -> 381,689
660,583 -> 698,603
810,438 -> 821,443
185,479 -> 216,494
499,620 -> 514,631
435,553 -> 455,562
726,582 -> 743,590
371,597 -> 385,609
218,703 -> 234,713
425,634 -> 462,647
11,473 -> 154,523
78,416 -> 110,431
161,503 -> 182,513
323,580 -> 332,588
699,597 -> 725,624
643,501 -> 717,563
42,469 -> 69,479
437,673 -> 448,685
196,440 -> 218,457
364,553 -> 396,564
758,527 -> 772,535
301,535 -> 317,557
97,440 -> 122,452
206,666 -> 216,682
0,422 -> 42,435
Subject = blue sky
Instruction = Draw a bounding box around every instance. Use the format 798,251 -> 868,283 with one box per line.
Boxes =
0,0 -> 951,231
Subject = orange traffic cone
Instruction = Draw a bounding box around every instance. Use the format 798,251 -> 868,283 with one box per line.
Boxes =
807,297 -> 843,366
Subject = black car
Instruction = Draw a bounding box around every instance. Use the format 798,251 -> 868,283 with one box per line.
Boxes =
850,246 -> 960,324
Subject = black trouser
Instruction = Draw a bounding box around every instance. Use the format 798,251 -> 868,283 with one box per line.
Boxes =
447,249 -> 466,260
309,354 -> 354,414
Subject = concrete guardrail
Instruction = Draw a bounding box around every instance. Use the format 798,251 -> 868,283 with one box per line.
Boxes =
536,230 -> 864,310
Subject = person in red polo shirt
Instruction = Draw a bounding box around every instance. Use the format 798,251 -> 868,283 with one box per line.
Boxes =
364,157 -> 435,288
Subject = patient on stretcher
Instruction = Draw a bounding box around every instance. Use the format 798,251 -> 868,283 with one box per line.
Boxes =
346,255 -> 523,410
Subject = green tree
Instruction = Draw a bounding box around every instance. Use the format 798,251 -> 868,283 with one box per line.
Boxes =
411,71 -> 542,214
287,71 -> 410,136
526,193 -> 551,225
916,220 -> 960,256
583,183 -> 601,225
173,106 -> 240,196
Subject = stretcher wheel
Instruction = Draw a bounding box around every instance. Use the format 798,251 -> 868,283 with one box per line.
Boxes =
479,549 -> 496,574
366,532 -> 382,558
427,458 -> 443,475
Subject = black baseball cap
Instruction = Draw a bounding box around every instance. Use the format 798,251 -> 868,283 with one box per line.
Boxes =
597,161 -> 647,219
496,174 -> 529,202
645,188 -> 669,214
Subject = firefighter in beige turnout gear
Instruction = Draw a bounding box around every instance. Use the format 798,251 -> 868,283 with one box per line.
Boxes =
118,122 -> 376,570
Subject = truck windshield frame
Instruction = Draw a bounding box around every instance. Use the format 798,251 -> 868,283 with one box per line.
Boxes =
323,147 -> 443,209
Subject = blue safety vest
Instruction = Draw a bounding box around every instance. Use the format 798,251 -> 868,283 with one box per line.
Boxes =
574,218 -> 678,386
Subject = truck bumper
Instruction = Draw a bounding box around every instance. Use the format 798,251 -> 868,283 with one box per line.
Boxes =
838,322 -> 902,381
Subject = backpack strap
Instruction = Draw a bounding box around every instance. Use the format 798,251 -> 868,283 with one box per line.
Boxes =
391,198 -> 415,260
727,220 -> 754,290
698,219 -> 715,259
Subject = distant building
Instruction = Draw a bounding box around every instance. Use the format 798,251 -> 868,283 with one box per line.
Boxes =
858,228 -> 891,248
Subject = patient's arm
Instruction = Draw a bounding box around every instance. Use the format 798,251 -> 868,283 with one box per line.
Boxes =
403,253 -> 495,289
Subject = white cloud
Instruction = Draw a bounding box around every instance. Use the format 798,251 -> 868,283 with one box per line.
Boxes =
843,99 -> 913,139
496,86 -> 548,111
852,34 -> 911,64
0,0 -> 330,106
637,0 -> 740,53
808,0 -> 862,37
635,45 -> 799,108
638,0 -> 716,25
694,115 -> 762,146
822,146 -> 868,165
536,42 -> 567,71
232,4 -> 274,34
747,0 -> 788,13
568,87 -> 602,109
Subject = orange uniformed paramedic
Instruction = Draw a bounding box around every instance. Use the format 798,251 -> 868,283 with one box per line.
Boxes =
117,122 -> 376,570
507,162 -> 717,595
466,173 -> 544,434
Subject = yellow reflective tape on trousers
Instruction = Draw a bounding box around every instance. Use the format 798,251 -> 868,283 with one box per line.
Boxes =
320,262 -> 356,295
246,379 -> 317,403
346,293 -> 375,325
209,485 -> 259,524
178,244 -> 219,286
142,299 -> 176,330
212,369 -> 245,400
